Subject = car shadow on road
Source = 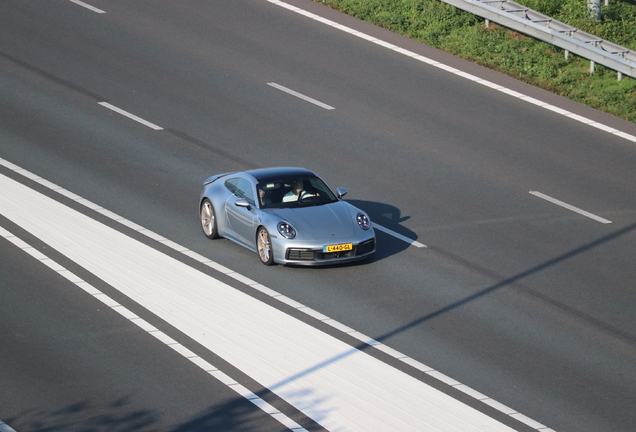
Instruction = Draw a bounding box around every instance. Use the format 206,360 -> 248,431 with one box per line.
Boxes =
286,199 -> 419,268
345,199 -> 421,263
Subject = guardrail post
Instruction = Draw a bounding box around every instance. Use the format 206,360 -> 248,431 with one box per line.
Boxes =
590,60 -> 595,74
587,0 -> 601,20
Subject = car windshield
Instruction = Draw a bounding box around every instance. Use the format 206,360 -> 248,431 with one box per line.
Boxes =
257,176 -> 338,209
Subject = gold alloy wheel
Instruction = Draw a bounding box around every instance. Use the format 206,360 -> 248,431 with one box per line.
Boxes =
257,227 -> 273,265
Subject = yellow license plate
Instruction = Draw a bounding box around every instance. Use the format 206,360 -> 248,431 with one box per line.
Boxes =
323,243 -> 353,253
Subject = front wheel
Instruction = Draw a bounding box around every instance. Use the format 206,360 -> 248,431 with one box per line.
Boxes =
200,198 -> 219,239
256,227 -> 274,265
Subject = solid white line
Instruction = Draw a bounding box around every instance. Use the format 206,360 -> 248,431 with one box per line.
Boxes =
0,172 -> 520,432
267,82 -> 335,110
0,156 -> 551,432
266,0 -> 636,145
530,191 -> 612,224
0,227 -> 306,432
98,102 -> 163,130
373,223 -> 427,248
69,0 -> 106,14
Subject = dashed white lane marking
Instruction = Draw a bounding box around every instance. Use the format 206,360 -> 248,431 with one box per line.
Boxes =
69,0 -> 106,14
0,420 -> 17,432
0,156 -> 556,432
267,82 -> 335,110
530,191 -> 612,224
96,102 -> 424,248
267,0 -> 636,144
0,229 -> 307,432
98,102 -> 163,130
373,223 -> 427,248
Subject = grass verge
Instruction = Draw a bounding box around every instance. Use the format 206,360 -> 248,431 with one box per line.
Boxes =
314,0 -> 636,123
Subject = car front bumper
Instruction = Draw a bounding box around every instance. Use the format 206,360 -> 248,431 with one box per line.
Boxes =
272,235 -> 376,266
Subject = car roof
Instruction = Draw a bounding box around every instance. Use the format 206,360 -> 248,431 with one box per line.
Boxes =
245,167 -> 317,183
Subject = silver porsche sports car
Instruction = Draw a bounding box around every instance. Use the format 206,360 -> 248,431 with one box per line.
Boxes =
199,167 -> 376,265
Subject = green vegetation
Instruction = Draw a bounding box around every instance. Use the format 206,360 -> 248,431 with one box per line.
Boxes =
314,0 -> 636,122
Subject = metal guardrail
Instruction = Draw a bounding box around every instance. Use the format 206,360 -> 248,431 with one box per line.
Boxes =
440,0 -> 636,79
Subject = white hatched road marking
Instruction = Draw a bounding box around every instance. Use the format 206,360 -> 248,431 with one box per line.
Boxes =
0,158 -> 555,431
267,0 -> 636,144
530,191 -> 612,224
0,224 -> 306,432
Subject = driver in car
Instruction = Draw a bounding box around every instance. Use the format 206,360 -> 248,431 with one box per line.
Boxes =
282,179 -> 317,202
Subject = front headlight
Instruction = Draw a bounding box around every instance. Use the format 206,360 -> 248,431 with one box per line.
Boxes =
357,213 -> 371,230
277,221 -> 297,239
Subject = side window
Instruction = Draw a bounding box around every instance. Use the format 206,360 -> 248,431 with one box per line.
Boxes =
224,178 -> 240,196
237,178 -> 255,206
224,178 -> 255,206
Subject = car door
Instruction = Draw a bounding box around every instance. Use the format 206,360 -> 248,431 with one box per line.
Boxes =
224,177 -> 259,248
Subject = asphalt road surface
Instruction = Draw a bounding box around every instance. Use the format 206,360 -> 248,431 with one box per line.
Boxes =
1,1 -> 635,431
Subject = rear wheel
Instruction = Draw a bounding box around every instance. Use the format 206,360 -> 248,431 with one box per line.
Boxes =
200,198 -> 219,239
256,227 -> 274,265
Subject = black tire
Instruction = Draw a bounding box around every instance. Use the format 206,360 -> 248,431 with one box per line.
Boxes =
256,227 -> 275,265
200,198 -> 219,239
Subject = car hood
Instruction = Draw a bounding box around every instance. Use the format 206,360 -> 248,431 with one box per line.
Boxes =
270,201 -> 358,241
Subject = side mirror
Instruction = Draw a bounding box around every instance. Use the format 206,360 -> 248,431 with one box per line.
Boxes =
336,187 -> 348,199
234,198 -> 251,210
